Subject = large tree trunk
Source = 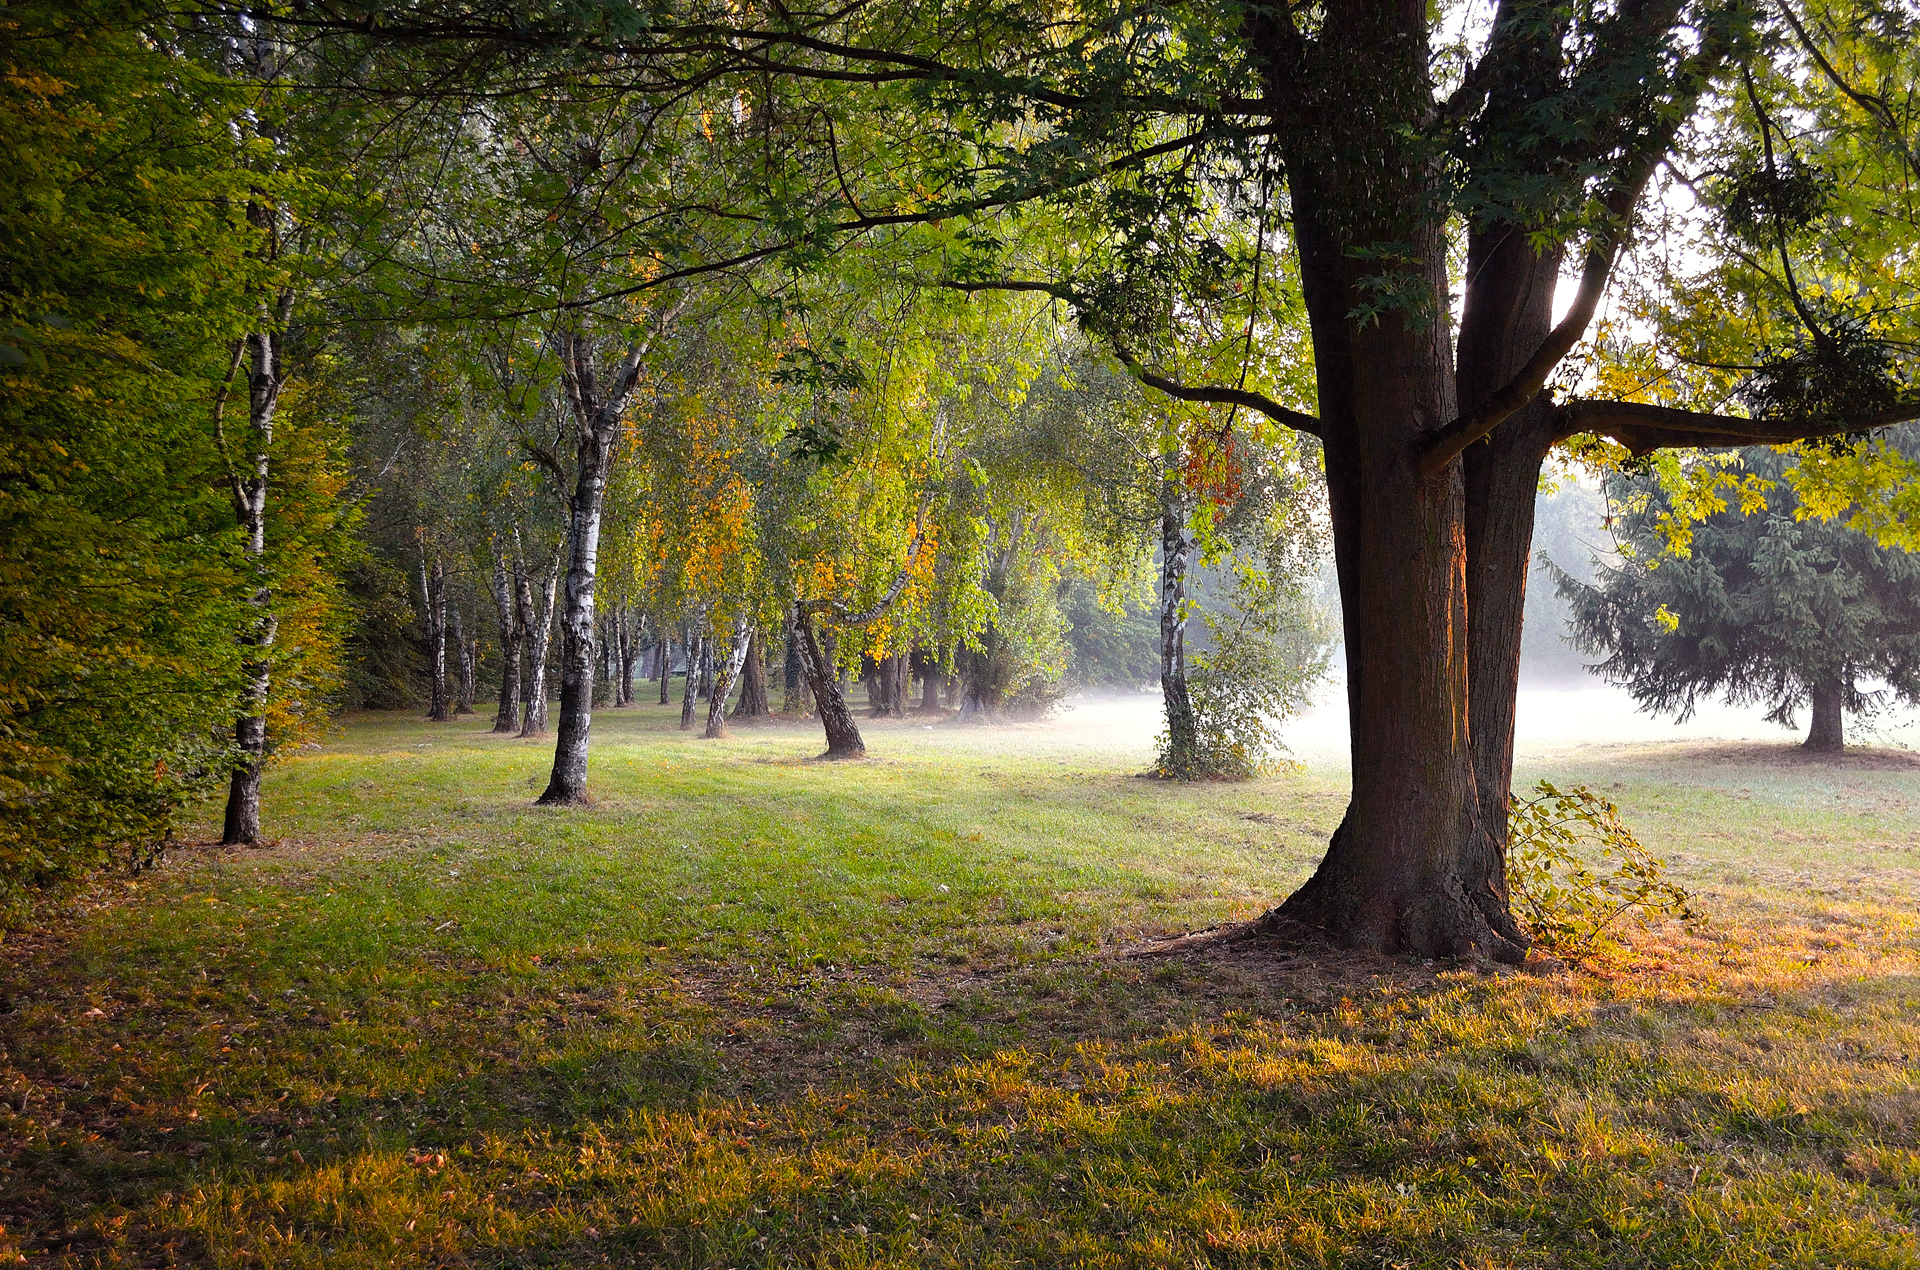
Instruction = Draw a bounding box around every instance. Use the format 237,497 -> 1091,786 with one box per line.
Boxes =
1804,680 -> 1845,751
1264,77 -> 1527,960
732,626 -> 770,719
220,322 -> 282,847
520,545 -> 560,737
704,610 -> 754,738
796,606 -> 865,758
1155,481 -> 1198,775
1455,218 -> 1571,956
490,550 -> 523,734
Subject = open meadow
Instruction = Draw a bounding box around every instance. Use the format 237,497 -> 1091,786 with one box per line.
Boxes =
4,699 -> 1920,1268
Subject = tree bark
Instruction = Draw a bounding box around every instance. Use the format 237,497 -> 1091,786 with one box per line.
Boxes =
220,321 -> 283,847
1262,72 -> 1528,960
796,605 -> 865,758
617,609 -> 638,705
1804,680 -> 1846,751
490,550 -> 523,733
520,543 -> 560,737
657,633 -> 672,705
419,549 -> 450,722
1155,480 -> 1198,774
704,610 -> 754,738
914,648 -> 942,714
732,626 -> 770,718
781,617 -> 812,716
680,622 -> 704,730
537,320 -> 673,806
697,638 -> 714,702
453,604 -> 477,716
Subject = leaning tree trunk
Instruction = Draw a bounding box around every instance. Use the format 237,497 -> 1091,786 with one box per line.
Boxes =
521,546 -> 560,737
490,551 -> 524,733
1804,680 -> 1846,751
796,606 -> 866,758
220,321 -> 283,847
732,627 -> 770,719
1154,479 -> 1198,776
704,610 -> 755,738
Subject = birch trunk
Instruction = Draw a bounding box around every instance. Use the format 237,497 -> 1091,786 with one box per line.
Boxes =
704,610 -> 754,738
220,322 -> 283,847
537,319 -> 675,805
731,627 -> 770,719
520,545 -> 560,737
679,626 -> 704,730
453,606 -> 476,715
1155,480 -> 1198,774
490,550 -> 523,733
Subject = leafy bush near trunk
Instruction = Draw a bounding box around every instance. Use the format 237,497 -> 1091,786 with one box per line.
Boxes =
1507,779 -> 1699,961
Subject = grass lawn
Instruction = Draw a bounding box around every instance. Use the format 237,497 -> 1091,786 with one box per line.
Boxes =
4,698 -> 1920,1267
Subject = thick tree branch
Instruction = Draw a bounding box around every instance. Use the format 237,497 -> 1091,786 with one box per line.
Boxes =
798,512 -> 931,626
1559,398 -> 1920,455
1420,27 -> 1735,480
945,280 -> 1323,437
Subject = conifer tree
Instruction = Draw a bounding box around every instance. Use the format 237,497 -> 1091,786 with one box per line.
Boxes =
1555,437 -> 1920,751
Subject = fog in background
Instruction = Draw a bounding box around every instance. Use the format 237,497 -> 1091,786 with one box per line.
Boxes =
1045,482 -> 1920,769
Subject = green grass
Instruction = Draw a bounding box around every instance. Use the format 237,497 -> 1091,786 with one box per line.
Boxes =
5,701 -> 1920,1267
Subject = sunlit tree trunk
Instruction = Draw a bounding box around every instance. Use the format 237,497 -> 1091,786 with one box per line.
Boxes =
1264,53 -> 1525,959
537,321 -> 674,805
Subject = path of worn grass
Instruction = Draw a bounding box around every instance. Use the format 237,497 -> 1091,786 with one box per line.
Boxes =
4,703 -> 1919,1267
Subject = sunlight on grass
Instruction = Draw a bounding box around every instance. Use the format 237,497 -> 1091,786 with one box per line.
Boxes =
4,705 -> 1919,1266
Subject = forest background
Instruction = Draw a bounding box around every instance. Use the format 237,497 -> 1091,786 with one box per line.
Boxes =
3,0 -> 1920,944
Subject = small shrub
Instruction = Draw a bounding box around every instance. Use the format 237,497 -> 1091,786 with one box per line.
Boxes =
1507,779 -> 1700,961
